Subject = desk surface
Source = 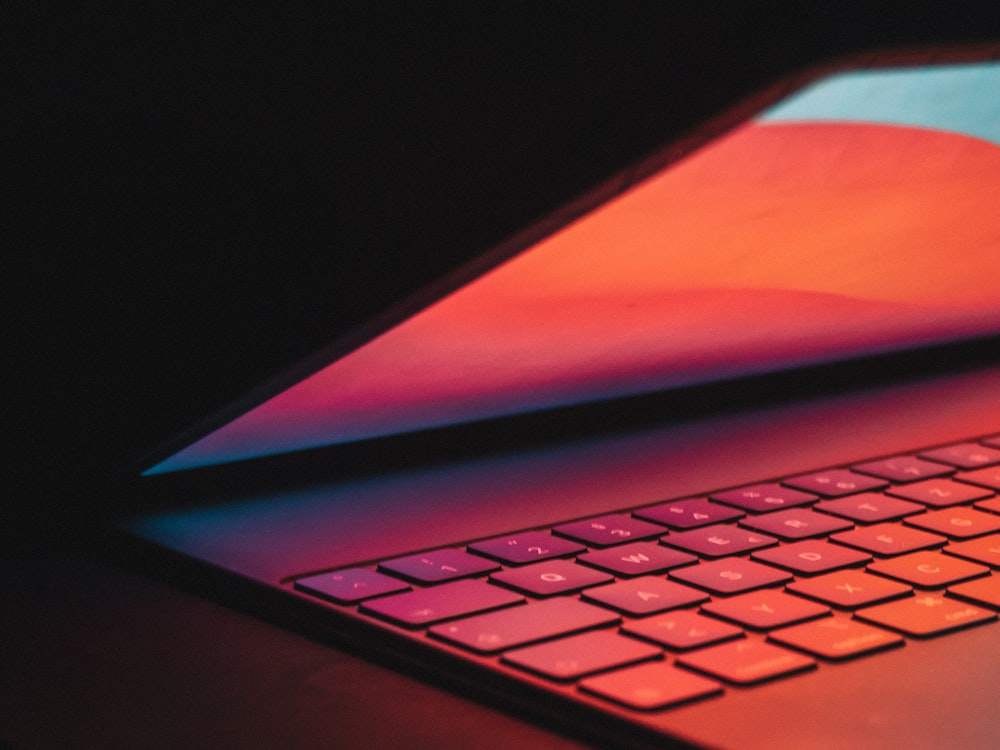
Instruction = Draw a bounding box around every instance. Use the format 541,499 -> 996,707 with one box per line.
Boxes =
0,555 -> 591,750
9,7 -> 1000,749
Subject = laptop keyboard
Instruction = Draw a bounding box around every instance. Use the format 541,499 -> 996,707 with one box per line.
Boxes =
293,435 -> 1000,712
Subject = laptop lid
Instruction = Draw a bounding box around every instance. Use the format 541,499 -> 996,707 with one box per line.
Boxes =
122,49 -> 1000,750
139,52 -> 1000,480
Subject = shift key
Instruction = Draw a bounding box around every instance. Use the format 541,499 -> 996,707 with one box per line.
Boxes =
429,598 -> 619,654
361,579 -> 523,628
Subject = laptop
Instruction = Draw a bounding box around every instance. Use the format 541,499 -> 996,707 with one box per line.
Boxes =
118,47 -> 1000,749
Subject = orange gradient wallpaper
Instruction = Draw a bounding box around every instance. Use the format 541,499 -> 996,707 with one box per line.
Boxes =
151,64 -> 1000,473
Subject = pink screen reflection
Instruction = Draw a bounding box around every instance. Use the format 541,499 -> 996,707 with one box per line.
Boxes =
150,119 -> 1000,473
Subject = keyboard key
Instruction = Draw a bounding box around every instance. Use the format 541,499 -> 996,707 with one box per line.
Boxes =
957,466 -> 1000,492
867,550 -> 989,588
919,442 -> 1000,470
787,569 -> 911,609
669,558 -> 791,595
502,630 -> 661,681
468,531 -> 585,565
783,469 -> 887,498
577,541 -> 696,576
677,639 -> 815,685
814,493 -> 924,523
300,431 -> 1000,730
976,496 -> 1000,515
752,540 -> 871,575
831,523 -> 946,557
582,576 -> 708,616
294,567 -> 410,604
769,617 -> 904,660
554,514 -> 666,547
944,533 -> 1000,568
490,559 -> 612,597
360,579 -> 523,627
700,589 -> 830,630
740,508 -> 853,541
633,498 -> 744,529
622,610 -> 743,650
429,598 -> 619,654
904,507 -> 1000,539
379,548 -> 500,583
856,594 -> 997,636
580,661 -> 722,710
887,479 -> 993,508
948,574 -> 1000,609
852,455 -> 953,483
661,524 -> 777,558
711,483 -> 816,513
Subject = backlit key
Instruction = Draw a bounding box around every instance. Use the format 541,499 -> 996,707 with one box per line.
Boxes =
949,574 -> 1000,609
622,609 -> 743,650
956,466 -> 1000,492
740,508 -> 852,540
976,497 -> 1000,514
887,479 -> 993,508
787,569 -> 911,609
701,589 -> 830,630
867,550 -> 988,588
711,483 -> 816,512
831,523 -> 946,557
633,498 -> 744,529
577,541 -> 696,576
502,630 -> 661,681
429,597 -> 619,654
380,548 -> 500,583
769,617 -> 904,660
468,531 -> 585,565
582,576 -> 708,616
490,559 -> 612,597
752,540 -> 871,575
944,533 -> 1000,568
669,557 -> 791,595
294,568 -> 410,604
904,507 -> 1000,539
919,442 -> 1000,470
677,639 -> 815,685
783,469 -> 887,498
554,514 -> 666,547
662,524 -> 777,558
580,661 -> 722,710
360,579 -> 524,627
852,455 -> 953,483
856,594 -> 996,636
815,493 -> 924,524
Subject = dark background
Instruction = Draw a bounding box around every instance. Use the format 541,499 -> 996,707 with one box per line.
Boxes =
8,3 -> 1000,550
5,6 -> 1000,749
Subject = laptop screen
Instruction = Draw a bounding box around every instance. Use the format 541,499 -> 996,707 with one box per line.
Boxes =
148,62 -> 1000,474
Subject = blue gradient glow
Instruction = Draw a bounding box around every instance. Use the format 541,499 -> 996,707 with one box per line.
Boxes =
760,63 -> 1000,147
